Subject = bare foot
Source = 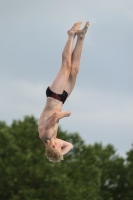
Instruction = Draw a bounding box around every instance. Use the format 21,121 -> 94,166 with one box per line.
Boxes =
68,21 -> 82,37
77,21 -> 90,39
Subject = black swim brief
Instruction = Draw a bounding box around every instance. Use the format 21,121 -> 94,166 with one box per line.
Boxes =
46,87 -> 68,104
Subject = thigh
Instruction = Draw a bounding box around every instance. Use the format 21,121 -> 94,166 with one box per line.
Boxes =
50,65 -> 70,94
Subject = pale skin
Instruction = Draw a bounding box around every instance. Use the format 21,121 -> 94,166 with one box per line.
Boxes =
38,21 -> 89,155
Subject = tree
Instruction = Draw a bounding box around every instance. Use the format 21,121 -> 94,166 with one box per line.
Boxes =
125,144 -> 133,200
0,116 -> 133,200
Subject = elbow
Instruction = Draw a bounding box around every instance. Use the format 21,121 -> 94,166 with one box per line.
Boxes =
38,132 -> 44,141
39,134 -> 51,142
38,127 -> 43,140
38,127 -> 51,142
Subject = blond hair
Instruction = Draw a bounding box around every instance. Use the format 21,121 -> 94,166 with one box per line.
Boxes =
45,146 -> 64,162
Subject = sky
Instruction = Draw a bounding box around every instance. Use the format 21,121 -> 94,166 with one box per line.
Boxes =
0,0 -> 133,157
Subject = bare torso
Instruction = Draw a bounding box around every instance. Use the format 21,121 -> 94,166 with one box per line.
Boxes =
38,97 -> 63,126
38,97 -> 64,141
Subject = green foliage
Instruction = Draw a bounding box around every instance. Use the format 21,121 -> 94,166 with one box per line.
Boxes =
0,116 -> 133,200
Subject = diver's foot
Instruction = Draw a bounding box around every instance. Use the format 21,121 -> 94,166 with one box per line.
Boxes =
67,21 -> 82,37
77,21 -> 90,39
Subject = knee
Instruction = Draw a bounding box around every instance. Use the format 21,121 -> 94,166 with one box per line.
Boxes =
71,65 -> 79,76
62,53 -> 71,66
70,68 -> 78,78
62,60 -> 72,71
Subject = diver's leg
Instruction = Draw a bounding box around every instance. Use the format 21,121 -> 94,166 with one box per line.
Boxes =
50,22 -> 82,94
65,22 -> 89,96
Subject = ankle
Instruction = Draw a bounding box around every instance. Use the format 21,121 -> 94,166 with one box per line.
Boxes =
67,30 -> 76,37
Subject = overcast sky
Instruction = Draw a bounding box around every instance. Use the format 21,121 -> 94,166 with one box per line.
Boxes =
1,0 -> 133,157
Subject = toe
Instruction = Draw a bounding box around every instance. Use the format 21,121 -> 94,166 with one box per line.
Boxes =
85,21 -> 90,27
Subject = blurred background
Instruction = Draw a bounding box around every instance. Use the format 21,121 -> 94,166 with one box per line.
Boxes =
1,0 -> 133,157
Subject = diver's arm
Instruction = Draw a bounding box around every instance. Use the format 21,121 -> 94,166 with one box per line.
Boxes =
45,111 -> 71,129
60,139 -> 73,155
